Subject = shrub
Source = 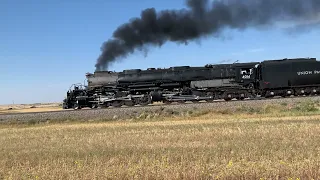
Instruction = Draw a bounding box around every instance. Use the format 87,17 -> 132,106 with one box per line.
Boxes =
293,100 -> 318,112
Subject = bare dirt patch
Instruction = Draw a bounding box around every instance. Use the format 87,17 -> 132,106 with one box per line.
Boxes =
0,103 -> 62,114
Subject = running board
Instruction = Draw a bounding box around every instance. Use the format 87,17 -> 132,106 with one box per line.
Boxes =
165,95 -> 213,102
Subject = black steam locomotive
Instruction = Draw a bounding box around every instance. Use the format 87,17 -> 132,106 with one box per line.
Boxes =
62,57 -> 320,109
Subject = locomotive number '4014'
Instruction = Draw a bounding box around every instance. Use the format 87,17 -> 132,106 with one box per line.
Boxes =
242,75 -> 251,79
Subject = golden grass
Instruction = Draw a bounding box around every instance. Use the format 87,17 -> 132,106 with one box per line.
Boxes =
0,110 -> 320,179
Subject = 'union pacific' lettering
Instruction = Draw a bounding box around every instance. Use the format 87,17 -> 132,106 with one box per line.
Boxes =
297,71 -> 313,75
314,70 -> 320,74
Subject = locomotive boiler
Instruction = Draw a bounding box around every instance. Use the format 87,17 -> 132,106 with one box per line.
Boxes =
63,61 -> 259,109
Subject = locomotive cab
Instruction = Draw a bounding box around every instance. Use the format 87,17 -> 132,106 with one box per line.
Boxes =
233,62 -> 259,88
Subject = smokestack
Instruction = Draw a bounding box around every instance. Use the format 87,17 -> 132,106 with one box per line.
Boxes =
95,0 -> 320,70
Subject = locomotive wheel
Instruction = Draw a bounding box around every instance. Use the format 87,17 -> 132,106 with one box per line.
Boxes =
223,94 -> 232,101
124,100 -> 134,107
222,91 -> 233,101
236,94 -> 245,100
139,95 -> 151,106
73,103 -> 81,110
91,104 -> 98,109
111,100 -> 123,107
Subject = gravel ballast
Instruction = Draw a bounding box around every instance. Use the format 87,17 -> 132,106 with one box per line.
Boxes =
1,96 -> 320,123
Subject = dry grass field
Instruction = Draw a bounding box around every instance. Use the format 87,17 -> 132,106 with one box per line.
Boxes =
0,100 -> 320,179
0,103 -> 62,114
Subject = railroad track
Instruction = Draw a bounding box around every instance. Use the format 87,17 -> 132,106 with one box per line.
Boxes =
1,95 -> 319,123
1,96 -> 270,116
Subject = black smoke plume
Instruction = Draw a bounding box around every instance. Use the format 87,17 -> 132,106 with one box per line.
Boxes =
95,0 -> 320,70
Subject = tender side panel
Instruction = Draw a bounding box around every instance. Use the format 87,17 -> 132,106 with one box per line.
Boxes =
260,59 -> 320,90
290,60 -> 320,86
260,61 -> 291,89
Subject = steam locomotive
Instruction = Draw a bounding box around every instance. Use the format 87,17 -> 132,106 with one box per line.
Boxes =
62,57 -> 320,109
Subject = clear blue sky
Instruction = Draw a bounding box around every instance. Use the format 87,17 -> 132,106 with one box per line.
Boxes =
1,0 -> 320,105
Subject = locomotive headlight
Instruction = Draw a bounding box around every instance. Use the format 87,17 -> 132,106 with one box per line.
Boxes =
301,90 -> 305,94
313,89 -> 317,93
270,92 -> 274,96
287,90 -> 292,94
